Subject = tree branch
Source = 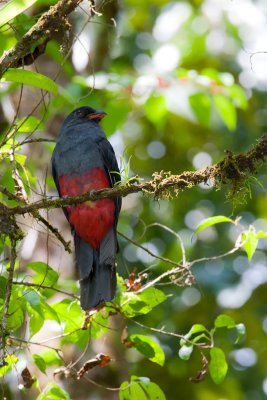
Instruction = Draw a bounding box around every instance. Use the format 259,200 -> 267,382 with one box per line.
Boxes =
32,212 -> 72,253
9,336 -> 62,352
0,134 -> 266,218
13,281 -> 78,300
0,0 -> 85,76
0,238 -> 16,366
0,185 -> 71,252
129,319 -> 212,349
118,231 -> 183,269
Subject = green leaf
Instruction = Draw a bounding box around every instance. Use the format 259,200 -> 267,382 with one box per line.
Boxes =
39,349 -> 62,367
129,334 -> 165,366
25,290 -> 44,336
90,309 -> 109,339
192,333 -> 208,344
27,261 -> 59,286
180,324 -> 208,346
256,230 -> 267,239
195,216 -> 233,233
242,227 -> 258,261
120,376 -> 166,400
180,324 -> 209,346
214,94 -> 236,130
15,154 -> 26,166
61,329 -> 89,350
101,100 -> 130,137
0,354 -> 18,377
8,293 -> 24,331
201,68 -> 221,82
33,354 -> 47,375
177,68 -> 190,78
228,84 -> 248,109
215,314 -> 236,329
13,13 -> 35,37
24,289 -> 60,336
17,116 -> 44,133
41,302 -> 60,323
24,289 -> 42,309
209,347 -> 228,384
1,69 -> 59,94
28,307 -> 44,337
121,288 -> 166,318
187,323 -> 207,335
51,299 -> 71,318
178,345 -> 193,360
189,92 -> 211,127
145,95 -> 167,125
51,300 -> 90,348
53,300 -> 82,332
36,383 -> 70,400
0,0 -> 37,27
235,323 -> 246,343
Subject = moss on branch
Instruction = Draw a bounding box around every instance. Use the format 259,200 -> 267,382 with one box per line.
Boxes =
0,134 -> 266,218
0,0 -> 86,76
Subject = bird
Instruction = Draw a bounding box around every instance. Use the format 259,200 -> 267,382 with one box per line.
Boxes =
51,106 -> 121,310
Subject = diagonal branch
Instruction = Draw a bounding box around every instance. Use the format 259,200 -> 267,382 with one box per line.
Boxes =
0,185 -> 71,252
0,0 -> 86,76
0,133 -> 266,218
13,281 -> 78,299
118,231 -> 182,268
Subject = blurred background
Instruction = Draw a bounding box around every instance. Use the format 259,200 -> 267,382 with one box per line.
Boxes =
1,0 -> 267,398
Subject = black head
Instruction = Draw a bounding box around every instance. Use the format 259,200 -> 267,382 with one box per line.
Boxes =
64,106 -> 107,125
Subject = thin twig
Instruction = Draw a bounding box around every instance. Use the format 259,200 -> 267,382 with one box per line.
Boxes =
9,336 -> 62,352
82,375 -> 123,391
68,329 -> 91,368
129,319 -> 184,339
19,138 -> 56,145
132,230 -> 245,292
129,319 -> 212,349
190,237 -> 245,267
38,329 -> 81,344
134,266 -> 184,294
32,213 -> 72,253
119,229 -> 194,293
12,281 -> 78,300
147,223 -> 187,267
118,231 -> 183,268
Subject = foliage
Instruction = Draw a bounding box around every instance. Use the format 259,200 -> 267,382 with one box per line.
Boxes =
0,0 -> 267,399
120,376 -> 166,400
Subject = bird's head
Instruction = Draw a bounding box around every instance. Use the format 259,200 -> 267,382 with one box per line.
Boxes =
65,106 -> 107,125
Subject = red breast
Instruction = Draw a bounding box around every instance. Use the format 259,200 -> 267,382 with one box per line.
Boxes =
59,168 -> 115,248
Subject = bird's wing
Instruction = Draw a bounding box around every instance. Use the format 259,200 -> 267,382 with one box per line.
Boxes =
97,137 -> 122,225
51,152 -> 60,194
51,148 -> 70,221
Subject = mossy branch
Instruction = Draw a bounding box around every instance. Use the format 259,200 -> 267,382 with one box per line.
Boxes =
0,134 -> 266,219
0,0 -> 86,77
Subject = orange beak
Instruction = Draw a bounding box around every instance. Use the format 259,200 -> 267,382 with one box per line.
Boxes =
87,110 -> 107,120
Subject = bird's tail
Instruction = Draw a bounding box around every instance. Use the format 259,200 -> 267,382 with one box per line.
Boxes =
74,231 -> 117,311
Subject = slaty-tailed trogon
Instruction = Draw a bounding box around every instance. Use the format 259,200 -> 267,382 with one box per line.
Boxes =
51,106 -> 121,310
